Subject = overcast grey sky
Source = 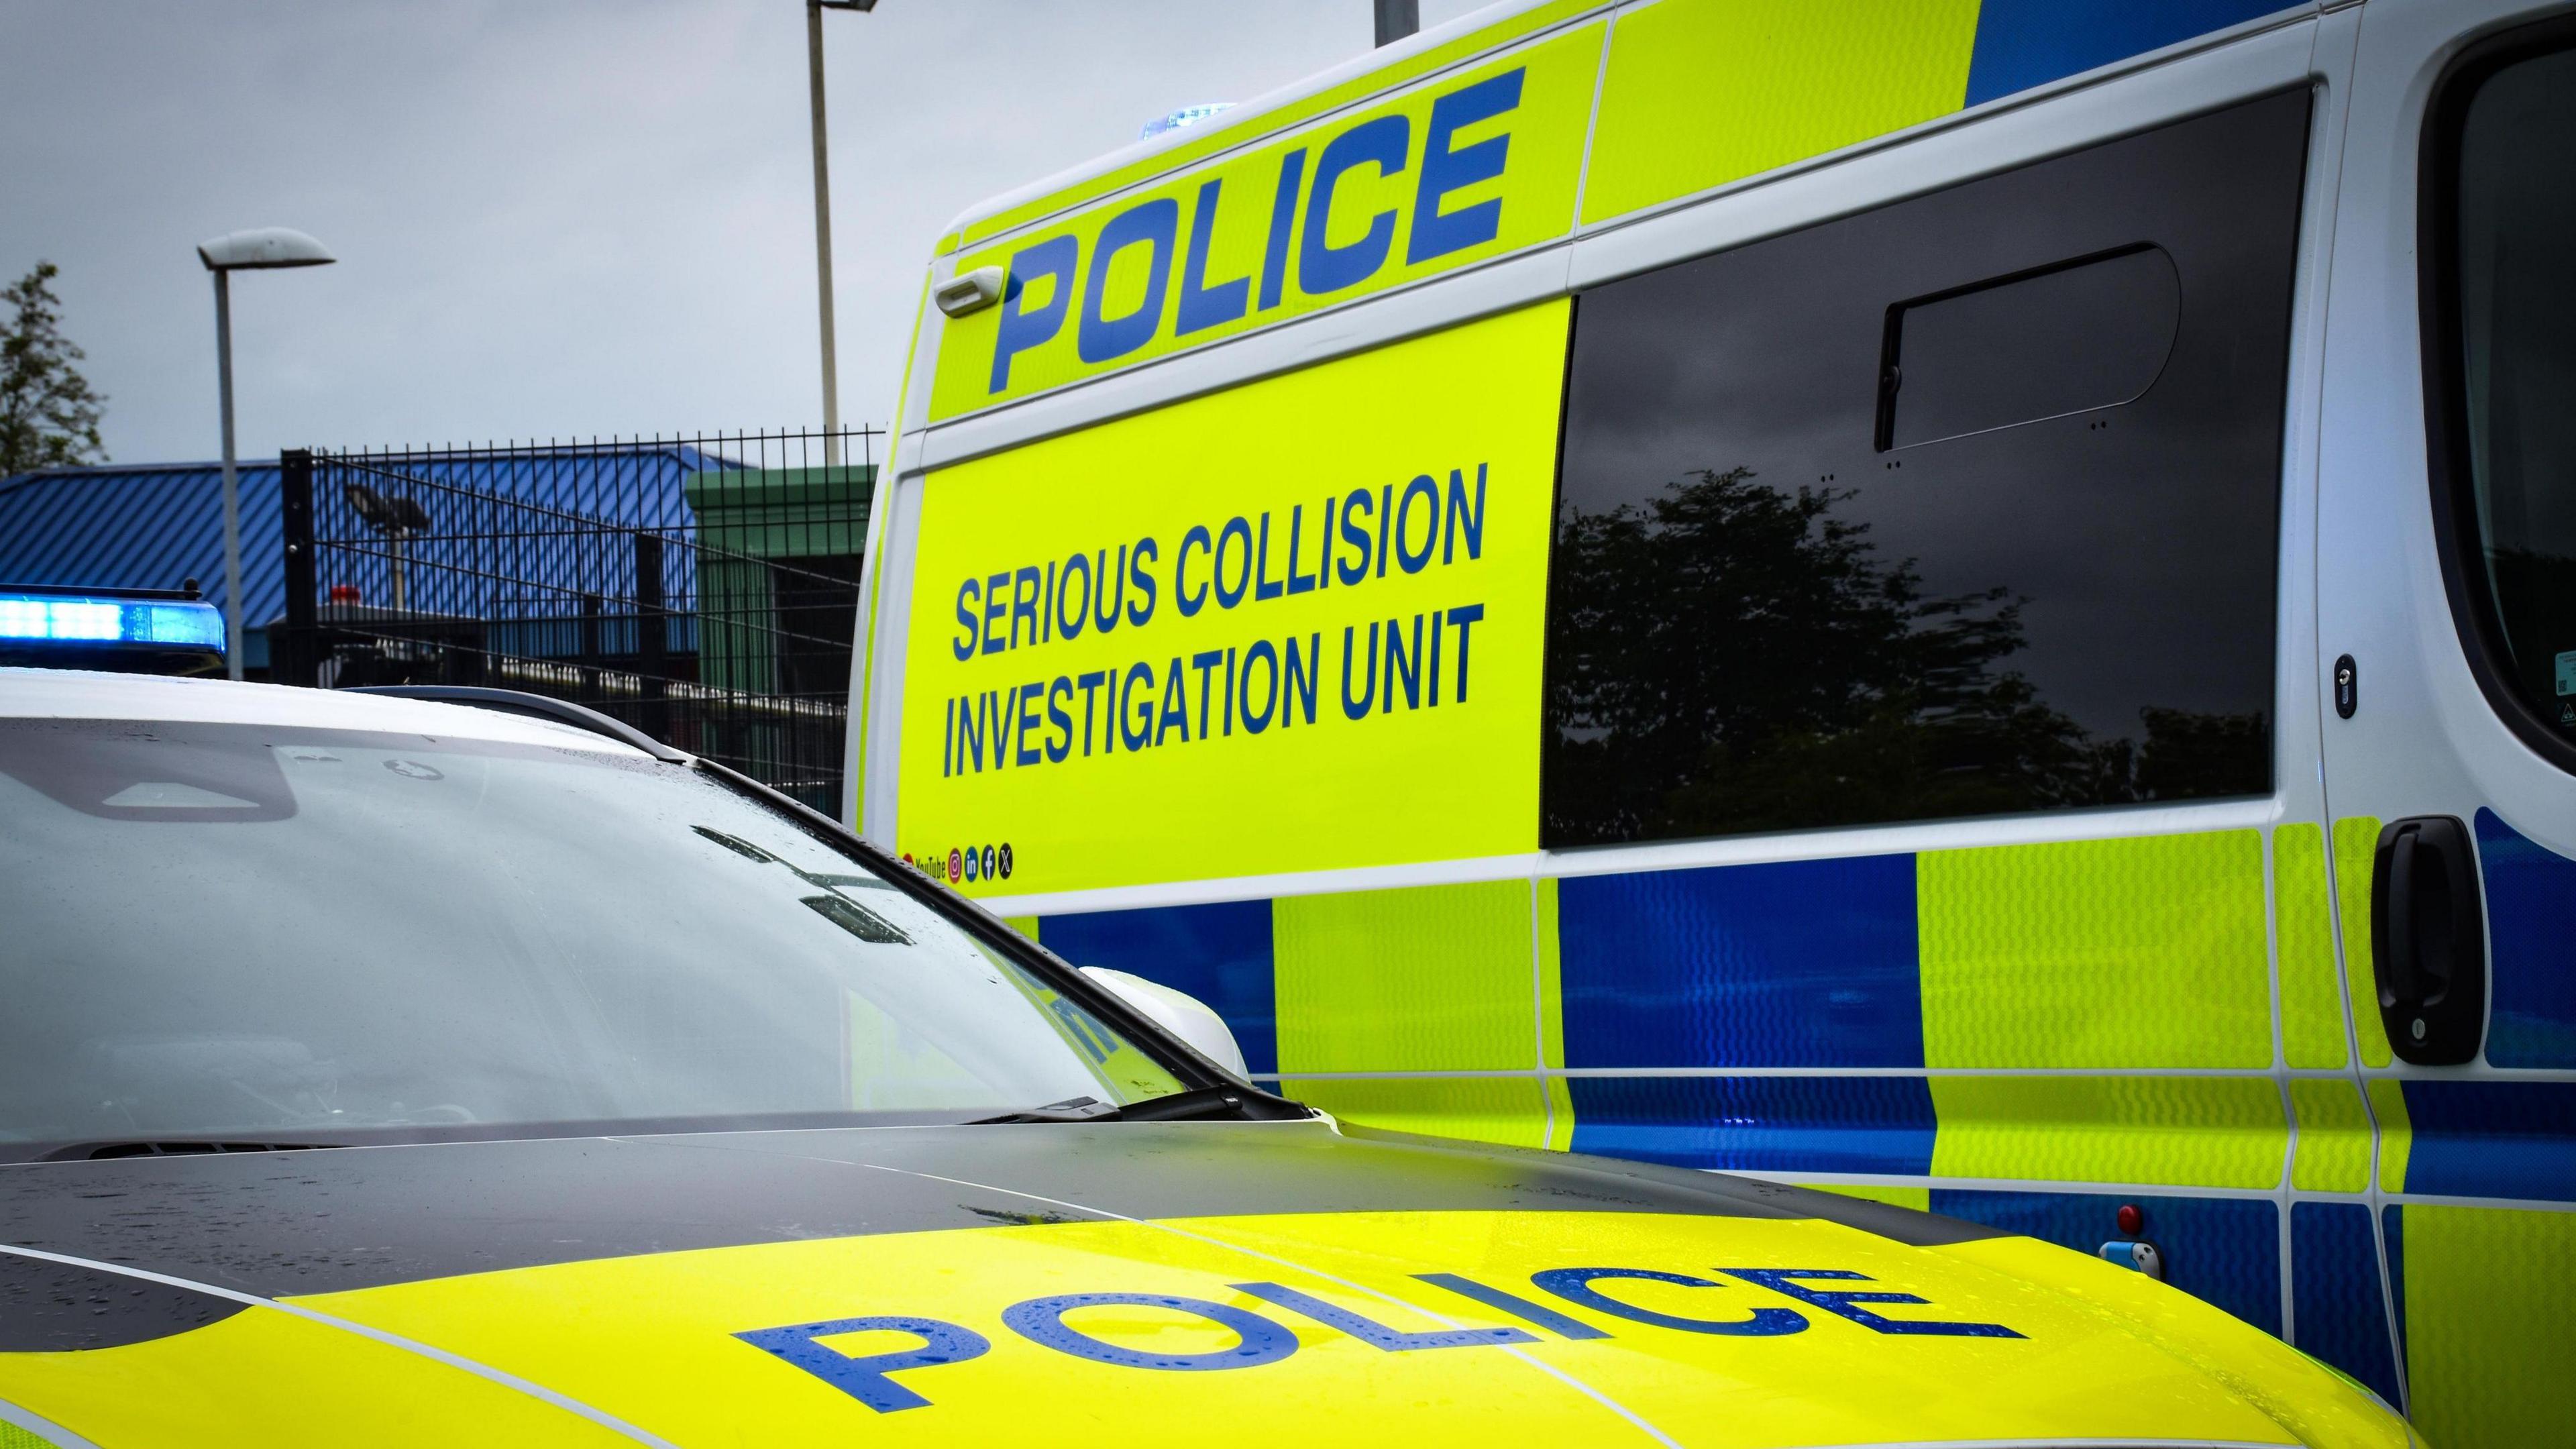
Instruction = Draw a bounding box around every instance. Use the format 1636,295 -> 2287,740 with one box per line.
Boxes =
1,1 -> 1492,464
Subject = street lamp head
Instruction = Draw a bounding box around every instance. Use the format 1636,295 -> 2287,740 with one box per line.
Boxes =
197,228 -> 336,272
813,1 -> 876,9
341,482 -> 431,537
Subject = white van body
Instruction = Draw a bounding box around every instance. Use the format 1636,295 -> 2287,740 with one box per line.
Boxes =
849,3 -> 2576,1441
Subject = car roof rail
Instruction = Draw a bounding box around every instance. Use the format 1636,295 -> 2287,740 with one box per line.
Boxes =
344,685 -> 688,762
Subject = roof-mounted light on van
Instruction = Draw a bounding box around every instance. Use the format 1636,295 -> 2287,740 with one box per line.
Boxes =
1140,103 -> 1234,141
935,266 -> 1006,319
0,583 -> 227,674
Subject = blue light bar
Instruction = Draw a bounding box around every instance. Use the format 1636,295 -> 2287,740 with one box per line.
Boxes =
1140,102 -> 1234,140
0,592 -> 226,652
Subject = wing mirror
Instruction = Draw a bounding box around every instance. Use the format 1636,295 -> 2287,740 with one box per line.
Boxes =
1079,967 -> 1247,1078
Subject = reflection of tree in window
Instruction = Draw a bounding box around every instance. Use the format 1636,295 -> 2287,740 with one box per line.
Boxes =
1540,90 -> 2309,849
1541,466 -> 2265,847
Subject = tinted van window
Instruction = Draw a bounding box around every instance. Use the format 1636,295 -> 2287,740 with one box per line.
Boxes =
1544,90 -> 2310,848
2445,44 -> 2576,749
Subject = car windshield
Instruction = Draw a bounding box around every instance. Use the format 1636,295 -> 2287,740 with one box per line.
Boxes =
0,717 -> 1185,1160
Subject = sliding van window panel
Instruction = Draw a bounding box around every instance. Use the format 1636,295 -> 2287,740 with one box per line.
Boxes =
2443,43 -> 2576,757
1543,89 -> 2311,850
1878,245 -> 2181,451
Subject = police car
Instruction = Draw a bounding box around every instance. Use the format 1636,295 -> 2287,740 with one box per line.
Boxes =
0,653 -> 2414,1446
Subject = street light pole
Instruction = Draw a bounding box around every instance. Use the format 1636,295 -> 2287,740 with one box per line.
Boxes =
806,0 -> 875,469
1375,0 -> 1419,46
198,227 -> 334,681
211,268 -> 241,677
806,2 -> 841,467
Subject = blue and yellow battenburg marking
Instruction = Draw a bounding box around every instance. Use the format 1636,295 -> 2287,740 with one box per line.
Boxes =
0,1212 -> 2411,1446
1019,815 -> 2576,1424
1028,828 -> 2301,1168
926,0 -> 2302,421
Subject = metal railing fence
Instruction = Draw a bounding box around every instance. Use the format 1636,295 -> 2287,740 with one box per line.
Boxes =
272,430 -> 879,812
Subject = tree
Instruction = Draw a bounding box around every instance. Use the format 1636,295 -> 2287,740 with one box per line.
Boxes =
1542,466 -> 2266,845
0,262 -> 107,476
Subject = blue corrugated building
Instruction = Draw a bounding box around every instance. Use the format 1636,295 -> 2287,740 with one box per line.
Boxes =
0,446 -> 717,672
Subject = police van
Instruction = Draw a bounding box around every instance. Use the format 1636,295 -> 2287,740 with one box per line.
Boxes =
847,2 -> 2576,1444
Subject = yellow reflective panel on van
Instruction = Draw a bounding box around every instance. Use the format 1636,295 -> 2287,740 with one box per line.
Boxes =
900,302 -> 1565,897
1580,0 -> 1980,223
926,26 -> 1598,421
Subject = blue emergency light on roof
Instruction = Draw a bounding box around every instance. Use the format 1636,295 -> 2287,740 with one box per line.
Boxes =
0,594 -> 224,648
1139,103 -> 1234,140
0,583 -> 228,675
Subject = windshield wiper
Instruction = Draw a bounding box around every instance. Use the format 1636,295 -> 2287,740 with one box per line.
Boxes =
967,1087 -> 1294,1126
35,1138 -> 350,1163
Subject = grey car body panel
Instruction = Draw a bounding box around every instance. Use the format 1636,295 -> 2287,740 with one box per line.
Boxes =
0,1121 -> 2000,1336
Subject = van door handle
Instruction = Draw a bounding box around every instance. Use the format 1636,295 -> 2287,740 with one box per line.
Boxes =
2369,816 -> 2485,1065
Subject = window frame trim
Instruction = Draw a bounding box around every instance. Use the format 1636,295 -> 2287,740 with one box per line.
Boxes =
2416,10 -> 2576,777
